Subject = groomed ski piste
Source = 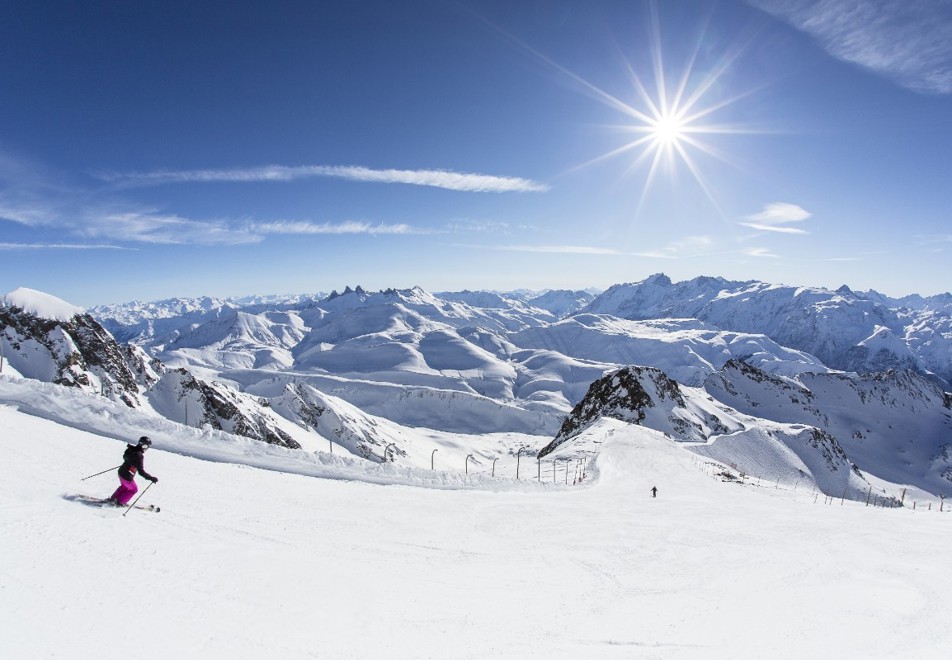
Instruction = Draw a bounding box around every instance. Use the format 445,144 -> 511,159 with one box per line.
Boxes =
2,374 -> 950,659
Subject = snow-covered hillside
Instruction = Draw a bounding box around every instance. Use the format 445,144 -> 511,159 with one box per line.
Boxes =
584,273 -> 952,386
7,279 -> 952,498
705,360 -> 952,495
540,362 -> 924,503
1,287 -> 145,406
2,398 -> 949,659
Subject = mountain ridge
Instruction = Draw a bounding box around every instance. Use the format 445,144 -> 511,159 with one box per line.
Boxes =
4,276 -> 952,498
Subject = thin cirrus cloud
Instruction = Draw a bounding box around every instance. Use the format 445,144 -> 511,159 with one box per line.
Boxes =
491,244 -> 624,255
97,164 -> 551,194
634,236 -> 716,259
742,247 -> 780,258
738,202 -> 811,234
1,194 -> 432,245
79,211 -> 430,245
748,0 -> 952,94
0,242 -> 131,251
250,220 -> 428,236
80,210 -> 262,246
0,200 -> 60,227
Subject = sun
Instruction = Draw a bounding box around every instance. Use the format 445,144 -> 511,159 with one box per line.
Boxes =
534,7 -> 760,213
483,1 -> 756,210
648,111 -> 688,148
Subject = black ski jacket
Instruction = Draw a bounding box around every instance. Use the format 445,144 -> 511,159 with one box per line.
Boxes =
118,444 -> 155,482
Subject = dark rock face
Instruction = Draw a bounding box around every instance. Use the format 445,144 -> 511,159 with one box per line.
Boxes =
167,369 -> 301,449
1,305 -> 142,407
2,300 -> 302,450
541,365 -> 684,456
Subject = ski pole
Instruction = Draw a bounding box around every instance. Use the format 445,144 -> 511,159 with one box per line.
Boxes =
81,465 -> 122,481
122,481 -> 155,517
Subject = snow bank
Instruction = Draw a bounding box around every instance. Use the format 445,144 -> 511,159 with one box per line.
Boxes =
0,375 -> 559,491
2,287 -> 84,321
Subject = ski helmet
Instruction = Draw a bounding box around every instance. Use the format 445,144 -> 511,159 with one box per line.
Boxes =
138,436 -> 152,447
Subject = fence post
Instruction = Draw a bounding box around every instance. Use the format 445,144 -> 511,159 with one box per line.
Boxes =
900,488 -> 906,506
866,486 -> 872,507
431,449 -> 438,470
516,448 -> 523,480
537,457 -> 541,482
942,495 -> 946,512
465,454 -> 474,475
492,458 -> 499,477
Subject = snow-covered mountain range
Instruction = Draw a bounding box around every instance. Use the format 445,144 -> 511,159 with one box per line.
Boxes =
3,273 -> 951,499
585,273 -> 952,387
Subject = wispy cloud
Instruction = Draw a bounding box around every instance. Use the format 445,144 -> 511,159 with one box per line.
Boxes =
80,210 -> 262,246
0,200 -> 59,227
250,220 -> 427,236
742,246 -> 780,258
915,233 -> 952,244
447,219 -> 516,234
485,236 -> 723,259
634,236 -> 716,259
1,151 -> 442,247
0,194 -> 432,245
748,0 -> 952,94
97,164 -> 550,193
0,242 -> 132,251
491,244 -> 623,255
738,202 -> 810,234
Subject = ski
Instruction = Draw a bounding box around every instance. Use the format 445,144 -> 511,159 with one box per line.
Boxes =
64,494 -> 161,512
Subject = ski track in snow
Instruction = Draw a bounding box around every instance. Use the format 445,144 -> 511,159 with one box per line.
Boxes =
2,403 -> 951,659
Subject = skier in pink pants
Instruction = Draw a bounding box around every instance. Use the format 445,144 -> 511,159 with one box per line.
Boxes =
109,436 -> 158,505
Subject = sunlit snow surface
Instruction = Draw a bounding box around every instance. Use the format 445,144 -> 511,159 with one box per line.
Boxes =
2,394 -> 949,658
1,286 -> 84,321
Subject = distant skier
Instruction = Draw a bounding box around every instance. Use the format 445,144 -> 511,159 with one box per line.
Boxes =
651,486 -> 658,498
108,436 -> 158,506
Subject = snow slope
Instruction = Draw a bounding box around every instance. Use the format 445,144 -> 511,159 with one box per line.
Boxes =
2,404 -> 950,659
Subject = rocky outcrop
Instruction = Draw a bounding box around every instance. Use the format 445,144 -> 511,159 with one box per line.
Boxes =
147,369 -> 300,449
1,297 -> 142,407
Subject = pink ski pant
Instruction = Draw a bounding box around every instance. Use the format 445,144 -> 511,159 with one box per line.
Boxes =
111,477 -> 138,505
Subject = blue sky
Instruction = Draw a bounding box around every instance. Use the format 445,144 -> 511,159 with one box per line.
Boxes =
1,0 -> 951,305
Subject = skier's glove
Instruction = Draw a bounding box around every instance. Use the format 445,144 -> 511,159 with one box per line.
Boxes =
150,476 -> 158,483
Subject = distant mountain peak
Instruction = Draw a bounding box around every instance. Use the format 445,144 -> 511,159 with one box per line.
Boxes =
644,273 -> 672,287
